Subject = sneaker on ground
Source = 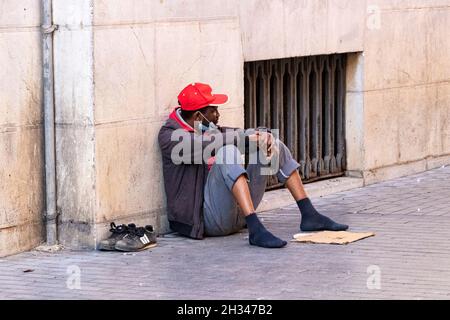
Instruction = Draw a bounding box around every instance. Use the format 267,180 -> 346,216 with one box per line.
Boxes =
98,222 -> 135,251
114,225 -> 157,252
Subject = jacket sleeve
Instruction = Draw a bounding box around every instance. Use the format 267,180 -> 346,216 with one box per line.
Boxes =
158,126 -> 246,165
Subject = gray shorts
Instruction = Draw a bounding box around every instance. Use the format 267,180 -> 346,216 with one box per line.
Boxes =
203,141 -> 300,236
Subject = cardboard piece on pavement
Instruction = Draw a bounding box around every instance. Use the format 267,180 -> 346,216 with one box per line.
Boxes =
292,231 -> 375,245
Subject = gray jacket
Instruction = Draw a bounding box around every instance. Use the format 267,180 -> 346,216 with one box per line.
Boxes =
158,110 -> 245,239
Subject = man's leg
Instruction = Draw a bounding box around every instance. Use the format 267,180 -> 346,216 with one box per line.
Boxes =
203,146 -> 245,237
203,145 -> 286,248
275,141 -> 348,231
231,175 -> 287,248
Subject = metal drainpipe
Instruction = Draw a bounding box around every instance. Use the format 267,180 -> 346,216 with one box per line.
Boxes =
41,0 -> 58,245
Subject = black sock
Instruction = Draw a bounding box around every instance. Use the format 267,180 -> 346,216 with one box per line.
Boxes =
297,198 -> 348,231
245,213 -> 287,248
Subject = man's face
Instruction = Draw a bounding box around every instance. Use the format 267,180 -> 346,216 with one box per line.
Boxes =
199,106 -> 220,125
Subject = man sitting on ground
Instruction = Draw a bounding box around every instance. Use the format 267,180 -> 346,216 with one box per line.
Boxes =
158,82 -> 348,248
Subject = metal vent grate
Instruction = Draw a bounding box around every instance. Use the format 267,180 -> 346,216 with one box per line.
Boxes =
244,54 -> 347,188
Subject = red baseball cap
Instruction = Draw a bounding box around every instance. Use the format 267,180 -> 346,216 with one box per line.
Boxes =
177,82 -> 228,111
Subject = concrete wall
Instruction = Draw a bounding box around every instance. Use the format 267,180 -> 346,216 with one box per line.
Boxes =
2,0 -> 449,253
93,0 -> 244,245
53,0 -> 96,248
54,0 -> 450,248
53,0 -> 245,247
240,0 -> 365,61
238,0 -> 450,183
362,0 -> 450,183
0,0 -> 44,257
77,0 -> 367,246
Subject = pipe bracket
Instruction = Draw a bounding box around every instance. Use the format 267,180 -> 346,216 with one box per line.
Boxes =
41,24 -> 58,34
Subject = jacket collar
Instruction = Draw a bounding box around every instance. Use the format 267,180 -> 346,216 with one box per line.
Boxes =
168,107 -> 194,132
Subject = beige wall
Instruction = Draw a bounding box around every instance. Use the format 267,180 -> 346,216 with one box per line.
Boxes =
239,0 -> 450,182
52,0 -> 97,248
240,0 -> 365,61
53,0 -> 450,248
82,0 -> 366,245
53,0 -> 245,247
362,0 -> 450,183
94,1 -> 244,243
2,0 -> 449,253
0,0 -> 44,257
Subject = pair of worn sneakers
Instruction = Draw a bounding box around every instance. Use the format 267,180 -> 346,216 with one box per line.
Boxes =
98,222 -> 157,252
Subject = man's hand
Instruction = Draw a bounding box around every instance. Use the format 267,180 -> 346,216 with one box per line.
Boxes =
247,133 -> 260,143
247,130 -> 277,159
249,131 -> 276,158
256,131 -> 276,158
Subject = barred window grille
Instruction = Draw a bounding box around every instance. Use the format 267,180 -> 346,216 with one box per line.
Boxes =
244,54 -> 347,188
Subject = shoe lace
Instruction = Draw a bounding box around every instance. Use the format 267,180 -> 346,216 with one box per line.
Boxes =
109,222 -> 128,234
124,226 -> 145,240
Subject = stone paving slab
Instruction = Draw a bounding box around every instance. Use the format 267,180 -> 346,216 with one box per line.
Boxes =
0,166 -> 449,300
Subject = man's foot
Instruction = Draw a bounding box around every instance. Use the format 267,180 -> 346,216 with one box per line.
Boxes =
249,229 -> 287,248
300,214 -> 349,231
297,198 -> 348,232
246,213 -> 287,248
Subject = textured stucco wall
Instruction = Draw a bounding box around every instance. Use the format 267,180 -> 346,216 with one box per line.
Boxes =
52,0 -> 96,248
92,1 -> 244,245
0,0 -> 44,257
51,0 -> 450,248
2,0 -> 449,253
81,0 -> 367,246
361,0 -> 450,183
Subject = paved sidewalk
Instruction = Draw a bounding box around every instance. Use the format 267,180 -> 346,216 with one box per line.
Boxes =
1,166 -> 450,300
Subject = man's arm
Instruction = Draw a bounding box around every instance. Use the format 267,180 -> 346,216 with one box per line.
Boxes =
159,127 -> 246,165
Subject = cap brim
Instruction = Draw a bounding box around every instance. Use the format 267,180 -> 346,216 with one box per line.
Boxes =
210,94 -> 228,106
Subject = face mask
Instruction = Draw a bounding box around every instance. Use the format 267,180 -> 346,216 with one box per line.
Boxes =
196,112 -> 218,132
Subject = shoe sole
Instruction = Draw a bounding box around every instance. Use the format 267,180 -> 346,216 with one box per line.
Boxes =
115,242 -> 157,252
98,244 -> 117,251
